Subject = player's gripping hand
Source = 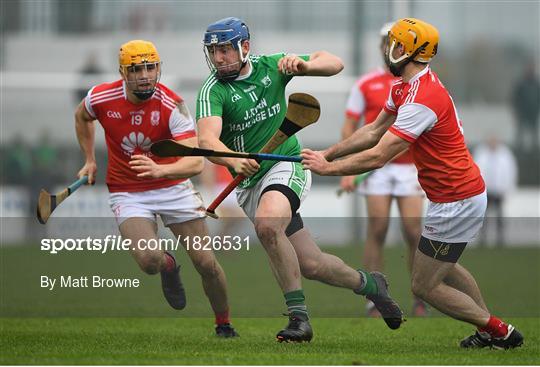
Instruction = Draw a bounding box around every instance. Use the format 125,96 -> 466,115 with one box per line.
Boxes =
301,149 -> 332,175
278,54 -> 309,75
129,154 -> 164,179
232,158 -> 260,177
77,161 -> 97,184
340,176 -> 357,193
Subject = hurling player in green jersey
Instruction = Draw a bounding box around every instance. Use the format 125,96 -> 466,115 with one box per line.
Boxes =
197,17 -> 404,342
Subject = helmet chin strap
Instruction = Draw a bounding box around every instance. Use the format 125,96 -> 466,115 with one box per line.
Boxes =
213,62 -> 241,82
133,90 -> 155,100
238,40 -> 250,64
385,55 -> 409,77
214,42 -> 250,82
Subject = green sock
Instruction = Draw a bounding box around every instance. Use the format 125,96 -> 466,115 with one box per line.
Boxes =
284,289 -> 309,321
354,270 -> 379,296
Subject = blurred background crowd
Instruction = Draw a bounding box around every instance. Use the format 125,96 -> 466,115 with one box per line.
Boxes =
1,1 -> 539,245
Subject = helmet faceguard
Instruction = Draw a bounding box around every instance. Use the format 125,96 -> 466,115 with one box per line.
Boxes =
119,40 -> 162,100
121,62 -> 162,100
203,17 -> 250,81
384,39 -> 428,76
384,18 -> 439,76
379,22 -> 394,63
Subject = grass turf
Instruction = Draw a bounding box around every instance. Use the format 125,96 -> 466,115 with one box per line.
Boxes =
1,317 -> 539,365
1,244 -> 539,364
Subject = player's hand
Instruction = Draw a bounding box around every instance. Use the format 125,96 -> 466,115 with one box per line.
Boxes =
322,148 -> 334,162
232,158 -> 260,177
129,154 -> 164,179
340,176 -> 357,193
301,149 -> 332,175
77,161 -> 97,185
278,54 -> 309,75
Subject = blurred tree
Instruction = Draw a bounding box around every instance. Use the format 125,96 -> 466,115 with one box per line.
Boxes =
511,62 -> 540,151
2,134 -> 32,185
33,130 -> 59,189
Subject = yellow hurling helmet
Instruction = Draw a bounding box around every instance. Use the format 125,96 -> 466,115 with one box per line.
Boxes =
118,40 -> 161,100
387,18 -> 439,64
118,40 -> 160,68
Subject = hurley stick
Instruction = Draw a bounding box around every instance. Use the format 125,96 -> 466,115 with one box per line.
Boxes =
151,140 -> 302,163
37,176 -> 88,224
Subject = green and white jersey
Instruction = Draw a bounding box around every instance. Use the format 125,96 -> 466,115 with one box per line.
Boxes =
196,53 -> 310,189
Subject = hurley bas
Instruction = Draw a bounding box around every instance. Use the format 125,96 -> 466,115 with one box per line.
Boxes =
41,275 -> 140,290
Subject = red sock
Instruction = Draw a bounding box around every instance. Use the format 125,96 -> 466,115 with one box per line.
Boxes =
163,252 -> 176,273
479,315 -> 508,338
215,309 -> 230,326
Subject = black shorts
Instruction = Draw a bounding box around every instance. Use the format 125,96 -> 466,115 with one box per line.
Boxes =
260,184 -> 304,237
418,236 -> 467,263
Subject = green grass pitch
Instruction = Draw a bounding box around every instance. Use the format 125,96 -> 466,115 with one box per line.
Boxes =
1,244 -> 539,364
2,317 -> 539,365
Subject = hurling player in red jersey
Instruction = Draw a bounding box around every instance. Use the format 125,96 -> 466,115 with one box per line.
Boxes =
341,23 -> 427,318
303,19 -> 523,349
75,40 -> 237,337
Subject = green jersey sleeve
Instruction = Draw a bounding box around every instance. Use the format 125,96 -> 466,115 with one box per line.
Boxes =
196,75 -> 226,120
265,53 -> 311,83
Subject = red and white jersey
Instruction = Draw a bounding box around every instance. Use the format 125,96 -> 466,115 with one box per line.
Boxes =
384,67 -> 485,203
346,68 -> 412,164
84,80 -> 196,193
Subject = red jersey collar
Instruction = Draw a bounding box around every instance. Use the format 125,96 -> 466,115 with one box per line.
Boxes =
406,65 -> 430,84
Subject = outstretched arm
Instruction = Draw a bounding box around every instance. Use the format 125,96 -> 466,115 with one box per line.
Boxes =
302,131 -> 410,176
324,109 -> 396,161
278,50 -> 344,77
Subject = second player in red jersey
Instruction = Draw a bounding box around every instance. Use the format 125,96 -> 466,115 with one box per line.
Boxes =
302,18 -> 523,350
384,66 -> 485,202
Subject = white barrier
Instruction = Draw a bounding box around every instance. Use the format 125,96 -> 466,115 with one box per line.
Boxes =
1,185 -> 538,246
0,187 -> 30,243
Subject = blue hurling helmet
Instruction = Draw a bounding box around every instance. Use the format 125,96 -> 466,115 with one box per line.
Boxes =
203,17 -> 250,81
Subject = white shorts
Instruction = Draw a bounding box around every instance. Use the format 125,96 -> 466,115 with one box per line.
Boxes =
357,163 -> 424,197
236,161 -> 311,221
109,181 -> 206,226
422,190 -> 487,243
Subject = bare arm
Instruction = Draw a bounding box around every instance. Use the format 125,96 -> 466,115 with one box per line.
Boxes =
198,116 -> 259,177
198,116 -> 234,167
129,136 -> 204,179
304,50 -> 344,76
325,109 -> 396,161
339,115 -> 361,191
278,50 -> 344,77
302,131 -> 410,176
341,115 -> 360,141
75,101 -> 97,183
